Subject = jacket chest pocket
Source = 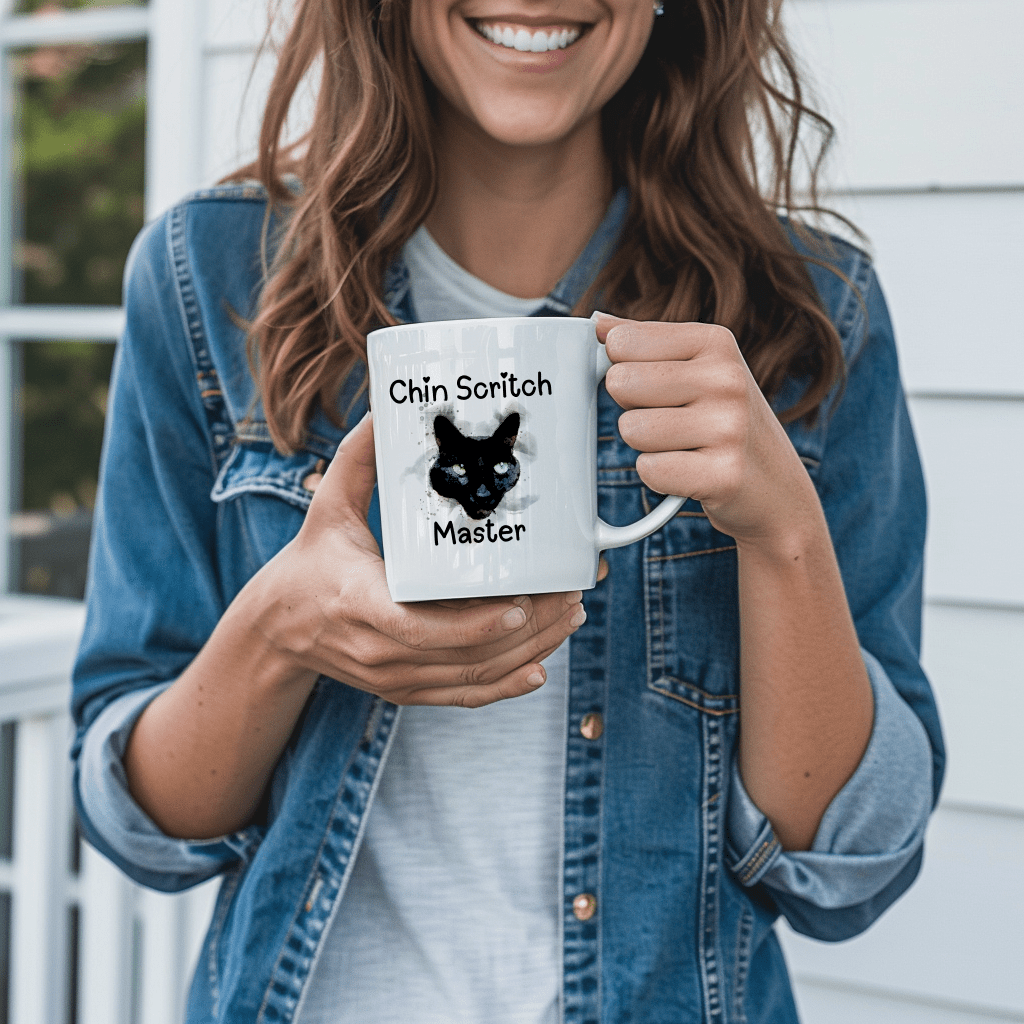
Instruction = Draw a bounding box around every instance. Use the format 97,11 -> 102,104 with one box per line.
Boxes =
211,443 -> 321,574
642,490 -> 740,711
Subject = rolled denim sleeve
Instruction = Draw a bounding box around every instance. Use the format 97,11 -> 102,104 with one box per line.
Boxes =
725,255 -> 945,941
70,211 -> 259,892
726,647 -> 933,906
78,683 -> 255,890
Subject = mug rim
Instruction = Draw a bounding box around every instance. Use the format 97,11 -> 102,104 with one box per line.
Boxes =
367,315 -> 594,345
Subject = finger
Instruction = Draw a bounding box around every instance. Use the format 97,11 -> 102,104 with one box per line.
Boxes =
634,449 -> 732,504
604,321 -> 736,365
617,405 -> 744,453
405,656 -> 556,708
367,589 -> 572,653
606,355 -> 751,412
417,590 -> 583,664
591,310 -> 634,343
376,597 -> 585,686
605,360 -> 696,411
597,557 -> 609,582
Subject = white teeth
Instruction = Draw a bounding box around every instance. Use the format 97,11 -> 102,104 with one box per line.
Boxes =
475,21 -> 582,51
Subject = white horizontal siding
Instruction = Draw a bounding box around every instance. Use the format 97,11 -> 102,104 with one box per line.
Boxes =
923,604 -> 1024,813
792,979 -> 1024,1024
201,1 -> 316,186
909,398 -> 1024,607
787,0 -> 1024,190
206,0 -> 273,51
781,806 -> 1024,1016
201,49 -> 270,184
787,0 -> 1024,1020
833,191 -> 1024,398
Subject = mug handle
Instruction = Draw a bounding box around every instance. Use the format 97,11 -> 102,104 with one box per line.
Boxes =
593,339 -> 687,551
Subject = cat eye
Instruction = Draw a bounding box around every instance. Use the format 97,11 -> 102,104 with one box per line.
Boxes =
452,464 -> 467,476
494,462 -> 511,473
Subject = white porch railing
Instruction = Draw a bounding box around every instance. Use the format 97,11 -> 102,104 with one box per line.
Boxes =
0,596 -> 216,1024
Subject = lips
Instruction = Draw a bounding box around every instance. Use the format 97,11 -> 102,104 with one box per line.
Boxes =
470,19 -> 587,52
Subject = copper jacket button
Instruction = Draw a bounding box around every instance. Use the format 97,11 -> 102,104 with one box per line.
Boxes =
572,893 -> 597,921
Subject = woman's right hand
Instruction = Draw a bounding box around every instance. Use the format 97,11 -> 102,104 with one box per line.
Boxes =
126,412 -> 585,840
244,412 -> 587,709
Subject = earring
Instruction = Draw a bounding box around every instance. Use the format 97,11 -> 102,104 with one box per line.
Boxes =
653,0 -> 664,14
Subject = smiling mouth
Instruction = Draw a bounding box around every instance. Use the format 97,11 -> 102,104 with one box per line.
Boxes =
470,19 -> 587,52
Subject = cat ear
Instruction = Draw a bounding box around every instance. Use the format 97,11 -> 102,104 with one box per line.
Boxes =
493,413 -> 520,449
434,415 -> 463,447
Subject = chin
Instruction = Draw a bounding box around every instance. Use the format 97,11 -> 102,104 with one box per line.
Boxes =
469,105 -> 586,149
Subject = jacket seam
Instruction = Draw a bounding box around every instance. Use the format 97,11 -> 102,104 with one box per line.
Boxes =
253,722 -> 375,1024
207,867 -> 243,1018
738,836 -> 781,885
259,700 -> 402,1024
647,545 -> 738,563
647,684 -> 739,717
168,202 -> 236,472
733,903 -> 754,1023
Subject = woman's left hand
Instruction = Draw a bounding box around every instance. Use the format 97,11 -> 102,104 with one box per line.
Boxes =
594,312 -> 821,552
596,312 -> 875,852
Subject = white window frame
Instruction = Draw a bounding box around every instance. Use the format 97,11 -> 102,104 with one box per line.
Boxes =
0,0 -> 205,592
0,3 -> 210,1022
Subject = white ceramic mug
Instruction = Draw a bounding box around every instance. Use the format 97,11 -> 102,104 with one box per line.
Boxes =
366,316 -> 685,602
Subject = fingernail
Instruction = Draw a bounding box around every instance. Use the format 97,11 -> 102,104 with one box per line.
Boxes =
566,591 -> 583,605
570,607 -> 587,629
527,669 -> 546,687
590,310 -> 613,322
501,607 -> 528,630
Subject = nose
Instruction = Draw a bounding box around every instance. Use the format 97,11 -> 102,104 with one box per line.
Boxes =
475,484 -> 491,498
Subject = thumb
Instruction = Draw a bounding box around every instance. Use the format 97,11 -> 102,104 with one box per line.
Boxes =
310,411 -> 378,526
590,309 -> 635,345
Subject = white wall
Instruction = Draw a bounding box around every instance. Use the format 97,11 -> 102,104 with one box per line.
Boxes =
188,1 -> 1024,1021
783,2 -> 1024,1022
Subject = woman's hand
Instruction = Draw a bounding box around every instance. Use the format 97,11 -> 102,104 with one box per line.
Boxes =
594,313 -> 821,552
245,412 -> 586,709
594,312 -> 874,851
126,412 -> 584,840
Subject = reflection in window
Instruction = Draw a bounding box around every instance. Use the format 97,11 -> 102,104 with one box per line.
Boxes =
14,0 -> 145,13
12,340 -> 115,599
10,39 -> 146,306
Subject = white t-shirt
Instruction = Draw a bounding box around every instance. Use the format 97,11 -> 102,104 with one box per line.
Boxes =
299,227 -> 567,1024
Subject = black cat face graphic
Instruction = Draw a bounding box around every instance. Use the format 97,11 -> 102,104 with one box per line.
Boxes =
429,413 -> 521,520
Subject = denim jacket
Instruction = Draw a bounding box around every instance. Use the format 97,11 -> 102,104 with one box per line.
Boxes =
71,183 -> 943,1024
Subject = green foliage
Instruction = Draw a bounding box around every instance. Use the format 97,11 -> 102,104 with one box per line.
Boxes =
13,37 -> 146,528
16,39 -> 146,306
15,1 -> 144,14
20,340 -> 114,513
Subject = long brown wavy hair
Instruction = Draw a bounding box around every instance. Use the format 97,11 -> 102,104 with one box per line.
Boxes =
231,0 -> 850,452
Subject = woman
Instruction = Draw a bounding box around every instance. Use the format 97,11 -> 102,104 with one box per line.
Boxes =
71,0 -> 943,1020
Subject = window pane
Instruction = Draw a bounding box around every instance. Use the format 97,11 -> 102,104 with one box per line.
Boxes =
10,39 -> 146,306
11,340 -> 114,599
14,1 -> 145,14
